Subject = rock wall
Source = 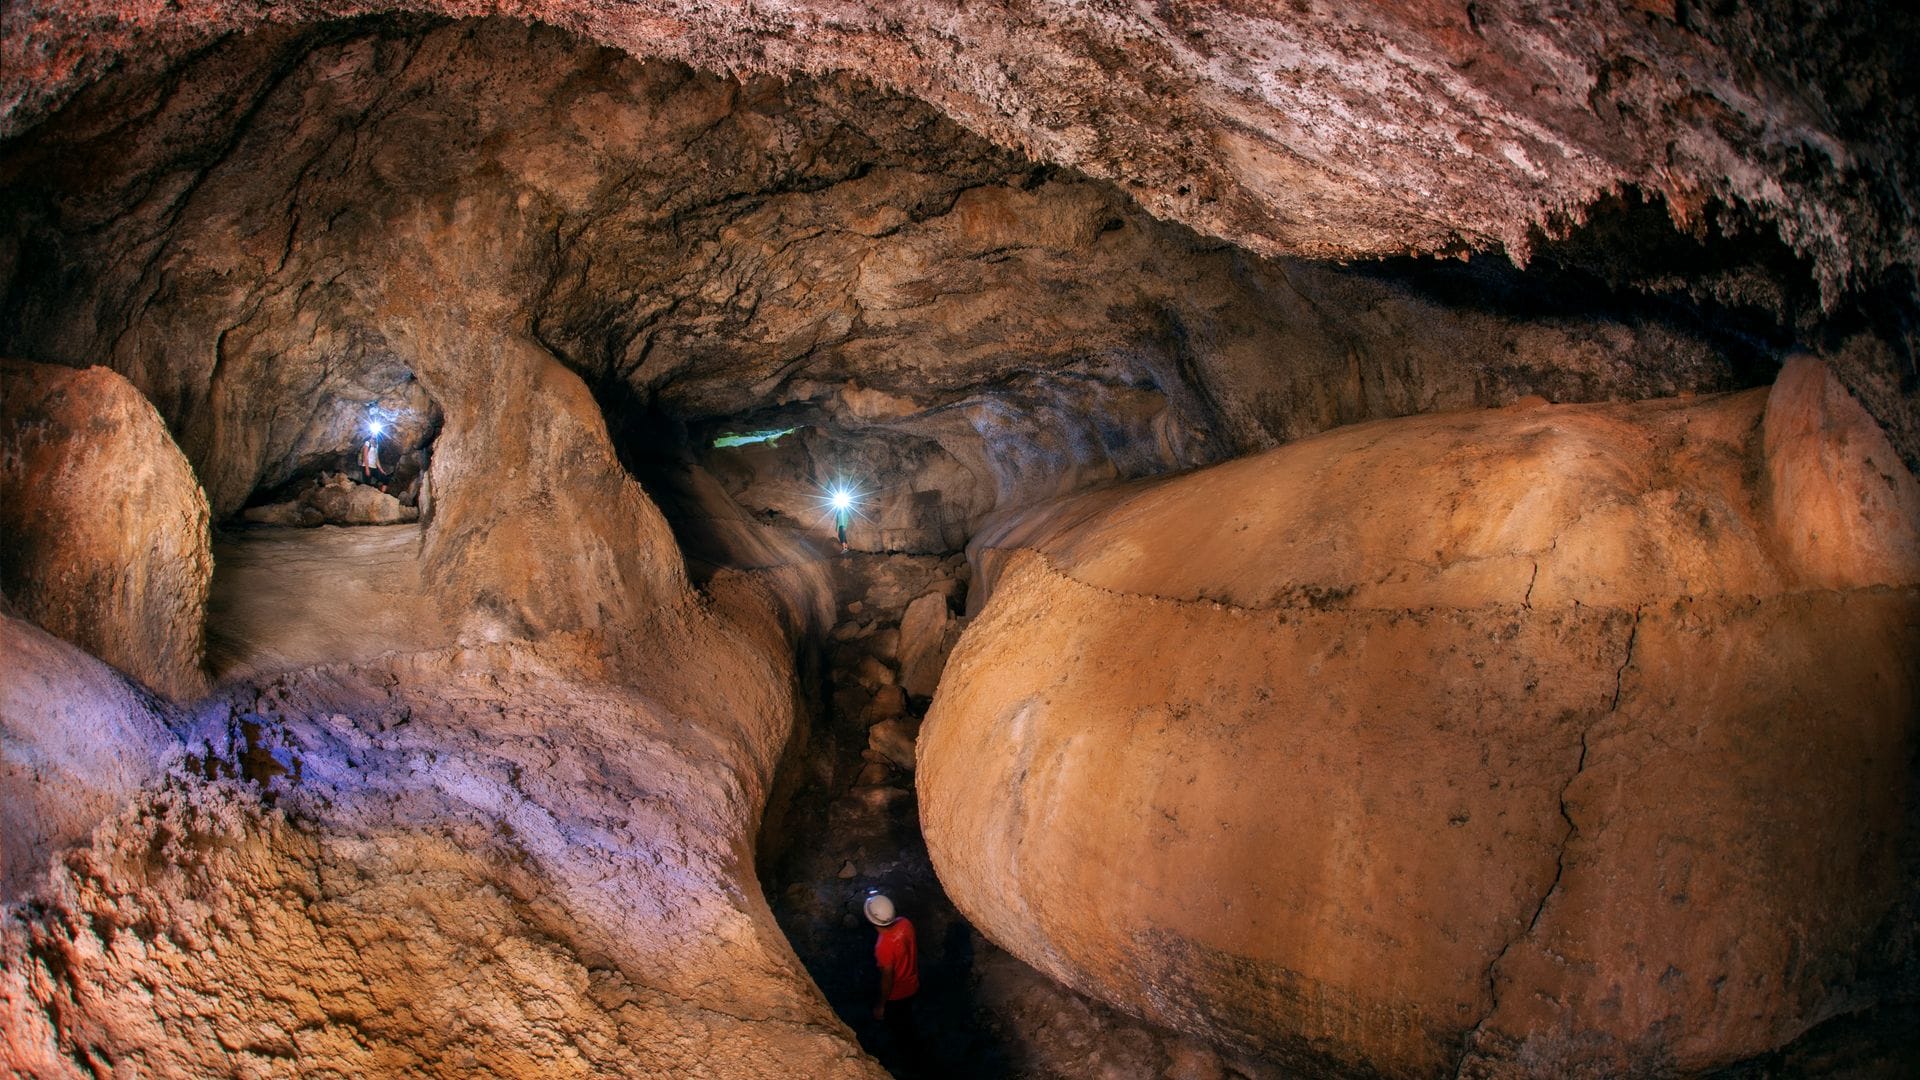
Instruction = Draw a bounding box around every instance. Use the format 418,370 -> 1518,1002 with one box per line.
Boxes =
0,287 -> 882,1075
0,339 -> 884,1076
0,33 -> 896,1070
0,309 -> 878,1069
920,362 -> 1920,1077
1,632 -> 885,1078
0,360 -> 211,700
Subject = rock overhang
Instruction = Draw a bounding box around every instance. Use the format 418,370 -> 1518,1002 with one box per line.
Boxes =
4,0 -> 1914,299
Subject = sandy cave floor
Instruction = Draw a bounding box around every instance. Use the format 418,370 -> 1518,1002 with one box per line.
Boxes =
205,524 -> 451,681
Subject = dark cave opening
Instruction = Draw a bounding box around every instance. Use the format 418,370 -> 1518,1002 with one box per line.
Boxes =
232,372 -> 444,529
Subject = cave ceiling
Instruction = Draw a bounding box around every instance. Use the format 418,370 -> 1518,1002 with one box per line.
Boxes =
6,0 -> 1915,296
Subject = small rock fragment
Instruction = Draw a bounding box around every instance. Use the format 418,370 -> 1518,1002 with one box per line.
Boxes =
867,718 -> 917,771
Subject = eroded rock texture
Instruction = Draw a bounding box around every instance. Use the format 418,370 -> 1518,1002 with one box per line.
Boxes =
1,17 -> 1844,563
0,360 -> 211,700
1,633 -> 885,1078
920,362 -> 1920,1078
0,295 -> 880,1070
4,0 -> 1916,304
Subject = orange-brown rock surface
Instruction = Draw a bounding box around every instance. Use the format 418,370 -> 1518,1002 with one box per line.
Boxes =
920,360 -> 1920,1078
0,179 -> 882,1072
0,360 -> 211,701
1,633 -> 887,1078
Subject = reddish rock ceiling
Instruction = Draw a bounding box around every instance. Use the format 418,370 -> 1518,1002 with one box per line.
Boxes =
5,1 -> 1915,302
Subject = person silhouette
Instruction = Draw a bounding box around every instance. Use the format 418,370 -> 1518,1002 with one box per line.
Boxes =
360,436 -> 387,491
865,891 -> 920,1061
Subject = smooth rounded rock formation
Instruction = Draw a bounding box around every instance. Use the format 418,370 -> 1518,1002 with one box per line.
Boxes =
920,362 -> 1920,1078
0,360 -> 211,701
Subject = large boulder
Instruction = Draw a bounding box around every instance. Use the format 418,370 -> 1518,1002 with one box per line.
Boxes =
919,362 -> 1920,1078
0,360 -> 211,701
897,590 -> 960,699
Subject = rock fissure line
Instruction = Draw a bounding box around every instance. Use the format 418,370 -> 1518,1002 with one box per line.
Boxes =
1610,605 -> 1643,713
1451,603 -> 1643,1077
1005,546 -> 1825,621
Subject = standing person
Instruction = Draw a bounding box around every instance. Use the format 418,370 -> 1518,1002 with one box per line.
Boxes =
835,498 -> 852,554
359,436 -> 386,491
866,892 -> 920,1062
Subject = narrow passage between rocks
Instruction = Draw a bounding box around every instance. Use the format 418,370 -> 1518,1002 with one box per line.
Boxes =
758,553 -> 1284,1080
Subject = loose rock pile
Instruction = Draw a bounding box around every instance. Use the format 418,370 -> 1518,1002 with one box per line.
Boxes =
241,472 -> 420,527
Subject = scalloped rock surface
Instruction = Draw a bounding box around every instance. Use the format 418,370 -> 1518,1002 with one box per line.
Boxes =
1,17 -> 1844,559
919,360 -> 1920,1078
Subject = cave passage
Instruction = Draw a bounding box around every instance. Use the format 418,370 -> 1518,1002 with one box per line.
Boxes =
2,8 -> 1918,1080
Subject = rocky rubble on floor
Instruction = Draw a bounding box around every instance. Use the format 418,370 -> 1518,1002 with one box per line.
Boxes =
241,472 -> 420,527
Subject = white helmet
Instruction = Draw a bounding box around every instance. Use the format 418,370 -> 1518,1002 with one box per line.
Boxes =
864,892 -> 897,927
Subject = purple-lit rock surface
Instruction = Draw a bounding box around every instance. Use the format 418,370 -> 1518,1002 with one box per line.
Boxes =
0,630 -> 886,1077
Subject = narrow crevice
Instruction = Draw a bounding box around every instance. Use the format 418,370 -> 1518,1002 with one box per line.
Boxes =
1610,605 -> 1643,712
